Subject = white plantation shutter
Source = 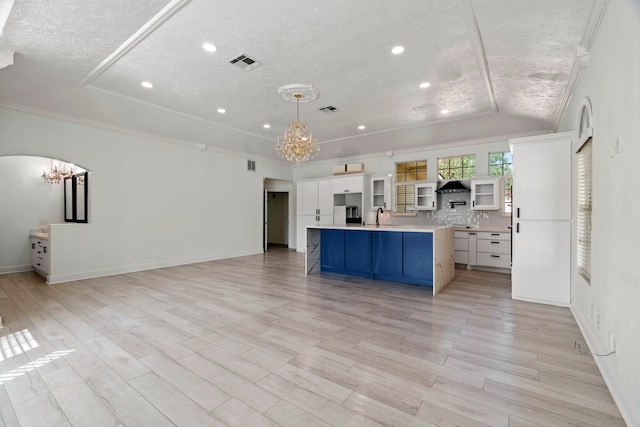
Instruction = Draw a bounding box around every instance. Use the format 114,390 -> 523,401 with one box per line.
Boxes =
577,138 -> 592,281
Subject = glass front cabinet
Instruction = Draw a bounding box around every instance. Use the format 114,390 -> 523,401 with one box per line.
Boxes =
414,182 -> 438,211
470,178 -> 500,210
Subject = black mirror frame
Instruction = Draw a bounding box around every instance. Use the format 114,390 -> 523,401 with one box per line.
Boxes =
64,171 -> 89,223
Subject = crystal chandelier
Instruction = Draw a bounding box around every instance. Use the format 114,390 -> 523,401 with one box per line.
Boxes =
276,92 -> 319,163
41,159 -> 74,184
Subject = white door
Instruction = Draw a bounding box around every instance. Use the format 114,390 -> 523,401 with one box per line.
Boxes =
263,189 -> 268,252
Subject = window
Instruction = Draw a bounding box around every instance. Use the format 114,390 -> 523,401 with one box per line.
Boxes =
395,161 -> 426,213
577,138 -> 592,281
489,152 -> 513,214
438,155 -> 475,179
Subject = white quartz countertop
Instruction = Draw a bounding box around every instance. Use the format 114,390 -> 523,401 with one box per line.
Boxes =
307,224 -> 453,233
30,231 -> 50,240
453,226 -> 512,233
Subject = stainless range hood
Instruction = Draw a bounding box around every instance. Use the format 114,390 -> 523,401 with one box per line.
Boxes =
436,180 -> 470,193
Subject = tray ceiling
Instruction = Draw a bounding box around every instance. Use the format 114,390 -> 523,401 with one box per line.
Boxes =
0,0 -> 599,162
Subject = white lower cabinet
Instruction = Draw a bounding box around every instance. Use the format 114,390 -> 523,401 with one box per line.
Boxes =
31,237 -> 49,276
512,221 -> 570,305
476,231 -> 511,269
454,230 -> 511,270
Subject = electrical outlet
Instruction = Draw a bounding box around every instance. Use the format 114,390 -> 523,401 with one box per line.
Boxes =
609,135 -> 622,157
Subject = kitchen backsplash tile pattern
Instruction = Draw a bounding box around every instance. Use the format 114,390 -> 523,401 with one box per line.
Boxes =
366,192 -> 511,229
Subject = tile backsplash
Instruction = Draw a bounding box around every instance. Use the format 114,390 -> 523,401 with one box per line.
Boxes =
370,192 -> 512,229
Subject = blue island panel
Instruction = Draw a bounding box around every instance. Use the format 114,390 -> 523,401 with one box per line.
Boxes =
320,229 -> 345,272
372,231 -> 403,280
344,230 -> 372,276
402,232 -> 434,286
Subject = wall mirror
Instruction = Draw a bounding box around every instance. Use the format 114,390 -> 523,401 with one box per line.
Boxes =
64,171 -> 89,223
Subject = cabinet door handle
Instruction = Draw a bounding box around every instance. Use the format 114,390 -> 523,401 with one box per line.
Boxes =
469,232 -> 476,235
491,233 -> 500,236
491,255 -> 500,258
517,208 -> 520,218
43,247 -> 47,253
516,223 -> 520,233
32,243 -> 35,249
344,189 -> 349,193
472,200 -> 475,207
432,201 -> 435,208
491,241 -> 500,244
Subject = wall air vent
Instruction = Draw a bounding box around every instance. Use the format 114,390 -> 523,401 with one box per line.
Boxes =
318,106 -> 339,113
247,159 -> 256,172
228,54 -> 261,71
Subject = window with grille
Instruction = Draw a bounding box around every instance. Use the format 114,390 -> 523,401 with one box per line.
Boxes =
577,138 -> 592,282
438,155 -> 475,179
394,161 -> 426,213
489,152 -> 513,215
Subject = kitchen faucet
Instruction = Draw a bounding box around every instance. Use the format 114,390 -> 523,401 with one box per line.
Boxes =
376,207 -> 384,226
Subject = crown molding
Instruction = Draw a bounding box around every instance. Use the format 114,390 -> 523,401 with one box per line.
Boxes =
552,0 -> 610,130
0,102 -> 288,165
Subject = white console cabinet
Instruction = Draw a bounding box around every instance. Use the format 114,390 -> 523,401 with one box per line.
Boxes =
31,237 -> 49,277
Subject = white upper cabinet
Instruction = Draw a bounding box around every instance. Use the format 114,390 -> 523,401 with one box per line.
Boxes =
297,178 -> 333,216
510,134 -> 572,220
332,174 -> 364,194
370,175 -> 390,210
470,178 -> 500,210
414,182 -> 438,210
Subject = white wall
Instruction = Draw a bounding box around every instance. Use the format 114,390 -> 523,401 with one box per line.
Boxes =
293,137 -> 516,182
0,108 -> 293,282
557,0 -> 640,423
0,156 -> 65,272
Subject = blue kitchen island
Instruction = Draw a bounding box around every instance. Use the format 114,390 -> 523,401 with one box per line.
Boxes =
305,225 -> 455,295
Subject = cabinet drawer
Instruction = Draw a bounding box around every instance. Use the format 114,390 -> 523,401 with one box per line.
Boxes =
477,232 -> 511,241
477,252 -> 511,269
454,231 -> 469,238
455,250 -> 469,264
454,238 -> 468,251
332,176 -> 364,193
477,239 -> 510,254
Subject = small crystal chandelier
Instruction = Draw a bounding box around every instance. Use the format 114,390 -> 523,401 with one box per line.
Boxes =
41,159 -> 74,184
276,86 -> 319,163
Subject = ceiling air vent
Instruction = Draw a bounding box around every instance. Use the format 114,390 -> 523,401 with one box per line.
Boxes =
228,53 -> 261,71
247,159 -> 256,172
318,106 -> 339,113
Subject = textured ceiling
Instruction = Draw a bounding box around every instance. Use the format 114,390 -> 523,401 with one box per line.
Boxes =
0,0 -> 598,162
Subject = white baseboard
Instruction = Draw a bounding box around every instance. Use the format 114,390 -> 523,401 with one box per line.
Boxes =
47,249 -> 262,284
512,294 -> 570,308
571,305 -> 640,426
0,265 -> 33,275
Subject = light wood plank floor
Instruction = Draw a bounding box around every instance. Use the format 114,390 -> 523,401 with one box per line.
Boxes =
0,248 -> 625,426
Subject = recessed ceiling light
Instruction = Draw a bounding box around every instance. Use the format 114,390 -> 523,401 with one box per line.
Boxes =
358,125 -> 366,130
263,124 -> 271,129
202,42 -> 217,52
391,46 -> 405,55
217,108 -> 226,114
141,81 -> 153,89
419,82 -> 431,89
440,109 -> 450,114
